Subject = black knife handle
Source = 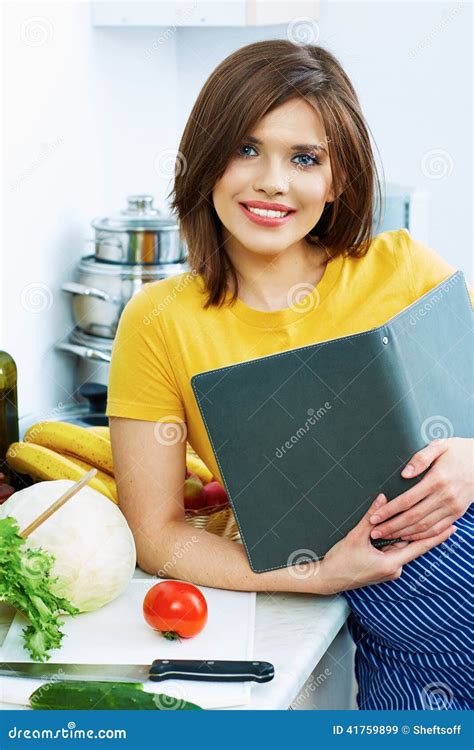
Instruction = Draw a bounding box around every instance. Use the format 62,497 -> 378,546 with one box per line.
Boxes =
148,659 -> 274,683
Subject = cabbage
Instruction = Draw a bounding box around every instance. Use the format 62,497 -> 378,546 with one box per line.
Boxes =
0,479 -> 136,612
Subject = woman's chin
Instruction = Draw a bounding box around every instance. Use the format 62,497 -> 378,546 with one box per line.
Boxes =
235,233 -> 302,254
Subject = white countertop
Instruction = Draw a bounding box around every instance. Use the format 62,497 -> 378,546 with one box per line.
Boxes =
229,589 -> 350,710
0,586 -> 349,711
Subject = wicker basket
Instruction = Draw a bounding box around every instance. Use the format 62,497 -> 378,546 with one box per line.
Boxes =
184,503 -> 241,542
184,443 -> 241,542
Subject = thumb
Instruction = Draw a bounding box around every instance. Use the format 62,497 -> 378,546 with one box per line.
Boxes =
401,438 -> 448,478
353,494 -> 388,538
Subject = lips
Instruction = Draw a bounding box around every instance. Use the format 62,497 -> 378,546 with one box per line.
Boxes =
238,202 -> 296,227
240,201 -> 297,212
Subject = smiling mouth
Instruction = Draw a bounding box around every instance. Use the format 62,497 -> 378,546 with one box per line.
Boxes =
240,203 -> 296,218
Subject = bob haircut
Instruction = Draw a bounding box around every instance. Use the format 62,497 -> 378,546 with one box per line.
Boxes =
168,39 -> 383,309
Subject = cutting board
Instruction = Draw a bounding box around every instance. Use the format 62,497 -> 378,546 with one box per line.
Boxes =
0,569 -> 256,709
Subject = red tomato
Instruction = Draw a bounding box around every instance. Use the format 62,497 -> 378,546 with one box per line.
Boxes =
143,581 -> 208,640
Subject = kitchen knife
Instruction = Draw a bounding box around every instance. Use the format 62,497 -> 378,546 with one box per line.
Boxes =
0,659 -> 274,684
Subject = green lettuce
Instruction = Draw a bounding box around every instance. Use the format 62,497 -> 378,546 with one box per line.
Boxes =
0,516 -> 79,661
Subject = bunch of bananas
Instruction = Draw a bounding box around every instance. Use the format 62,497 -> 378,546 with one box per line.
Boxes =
6,422 -> 213,506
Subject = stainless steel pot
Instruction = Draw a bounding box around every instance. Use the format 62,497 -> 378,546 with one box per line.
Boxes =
20,383 -> 110,433
91,195 -> 186,264
61,255 -> 190,339
55,329 -> 112,388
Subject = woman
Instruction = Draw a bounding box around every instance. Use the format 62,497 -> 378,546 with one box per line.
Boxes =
106,40 -> 473,710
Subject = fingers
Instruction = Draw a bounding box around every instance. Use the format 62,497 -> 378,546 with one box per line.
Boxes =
371,501 -> 442,539
368,476 -> 435,526
395,508 -> 450,539
383,541 -> 410,552
393,525 -> 457,567
354,494 -> 388,536
401,516 -> 454,541
400,439 -> 449,478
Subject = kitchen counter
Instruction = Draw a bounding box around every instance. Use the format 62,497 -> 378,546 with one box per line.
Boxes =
2,416 -> 357,709
0,585 -> 355,711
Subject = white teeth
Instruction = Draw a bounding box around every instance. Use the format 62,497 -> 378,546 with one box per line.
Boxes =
245,205 -> 289,218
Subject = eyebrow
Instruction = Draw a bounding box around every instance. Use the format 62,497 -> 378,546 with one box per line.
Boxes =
242,135 -> 328,154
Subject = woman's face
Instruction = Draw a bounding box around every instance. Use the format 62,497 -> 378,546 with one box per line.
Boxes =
212,96 -> 335,258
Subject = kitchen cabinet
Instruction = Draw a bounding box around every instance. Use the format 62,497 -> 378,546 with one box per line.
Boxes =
91,1 -> 320,28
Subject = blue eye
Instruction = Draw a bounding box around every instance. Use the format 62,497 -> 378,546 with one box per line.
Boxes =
236,144 -> 321,167
237,144 -> 257,158
293,153 -> 322,167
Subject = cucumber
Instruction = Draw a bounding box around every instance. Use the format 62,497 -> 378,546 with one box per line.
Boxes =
29,680 -> 203,710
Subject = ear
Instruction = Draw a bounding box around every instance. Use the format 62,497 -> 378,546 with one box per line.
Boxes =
325,183 -> 336,204
325,192 -> 335,205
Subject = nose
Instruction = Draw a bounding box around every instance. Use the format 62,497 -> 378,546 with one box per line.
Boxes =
252,157 -> 291,197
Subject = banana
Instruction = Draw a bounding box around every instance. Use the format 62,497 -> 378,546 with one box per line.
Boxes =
186,443 -> 199,459
24,421 -> 114,475
87,426 -> 110,440
6,442 -> 115,501
186,453 -> 213,485
62,454 -> 118,504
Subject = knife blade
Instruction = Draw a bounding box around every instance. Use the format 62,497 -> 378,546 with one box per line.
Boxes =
0,659 -> 275,683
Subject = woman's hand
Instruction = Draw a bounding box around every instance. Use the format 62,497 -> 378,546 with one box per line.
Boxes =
317,493 -> 457,595
368,437 -> 473,542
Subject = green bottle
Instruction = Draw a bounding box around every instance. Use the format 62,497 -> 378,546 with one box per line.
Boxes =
0,351 -> 19,486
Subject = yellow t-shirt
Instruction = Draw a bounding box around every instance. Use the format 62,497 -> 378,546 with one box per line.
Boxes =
106,228 -> 474,485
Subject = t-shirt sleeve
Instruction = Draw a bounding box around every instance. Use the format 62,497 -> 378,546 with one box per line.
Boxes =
400,228 -> 474,308
105,286 -> 185,423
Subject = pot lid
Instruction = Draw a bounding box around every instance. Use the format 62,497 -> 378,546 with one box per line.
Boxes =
91,195 -> 178,232
78,255 -> 190,277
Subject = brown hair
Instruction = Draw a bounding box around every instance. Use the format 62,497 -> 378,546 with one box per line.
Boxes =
168,39 -> 384,308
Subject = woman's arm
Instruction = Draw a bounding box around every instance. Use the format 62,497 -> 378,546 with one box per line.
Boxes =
110,417 -> 457,595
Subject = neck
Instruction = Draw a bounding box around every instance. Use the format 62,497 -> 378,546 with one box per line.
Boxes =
225,236 -> 329,312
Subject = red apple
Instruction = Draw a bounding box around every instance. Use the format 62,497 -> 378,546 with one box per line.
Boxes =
0,483 -> 15,504
183,474 -> 206,510
203,480 -> 228,509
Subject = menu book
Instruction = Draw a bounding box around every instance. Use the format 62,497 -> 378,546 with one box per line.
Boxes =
191,272 -> 473,573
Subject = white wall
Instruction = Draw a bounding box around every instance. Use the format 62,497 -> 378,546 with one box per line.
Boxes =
177,1 -> 472,264
2,1 -> 472,420
2,1 -> 181,419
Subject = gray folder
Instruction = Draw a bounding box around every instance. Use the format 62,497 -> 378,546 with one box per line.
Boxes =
191,271 -> 473,573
